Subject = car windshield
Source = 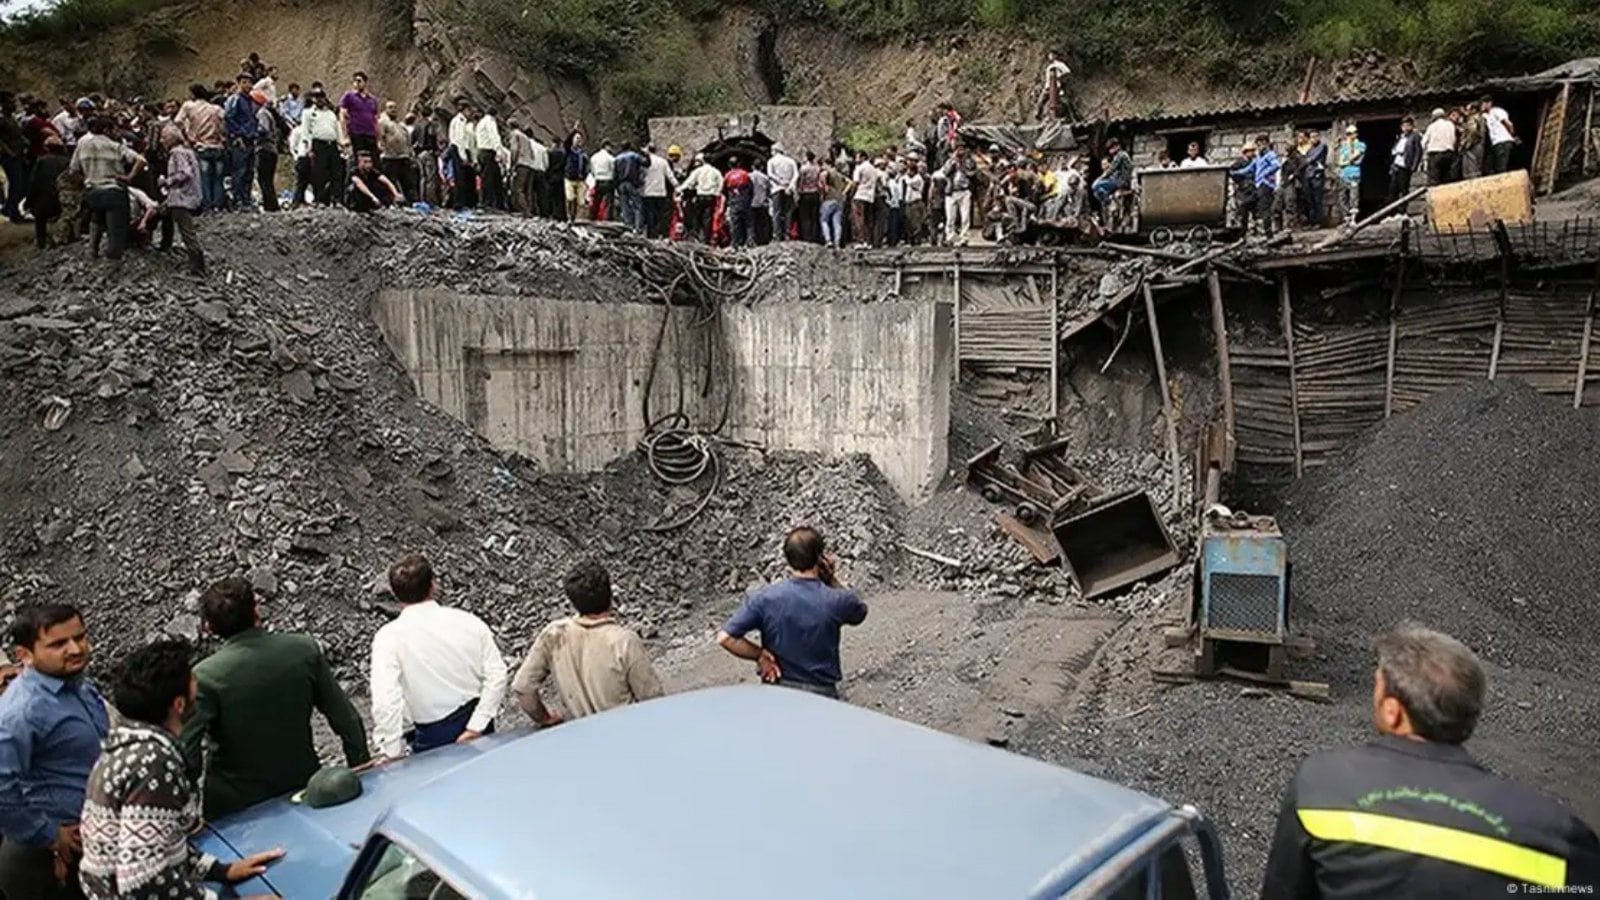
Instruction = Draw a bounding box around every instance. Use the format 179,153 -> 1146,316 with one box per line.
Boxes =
354,839 -> 468,900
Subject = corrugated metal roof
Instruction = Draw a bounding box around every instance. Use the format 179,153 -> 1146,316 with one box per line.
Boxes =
1084,58 -> 1596,130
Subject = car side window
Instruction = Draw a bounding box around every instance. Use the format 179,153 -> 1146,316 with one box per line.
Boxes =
352,839 -> 468,900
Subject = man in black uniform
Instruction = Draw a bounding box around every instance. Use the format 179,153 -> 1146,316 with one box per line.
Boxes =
1262,623 -> 1599,898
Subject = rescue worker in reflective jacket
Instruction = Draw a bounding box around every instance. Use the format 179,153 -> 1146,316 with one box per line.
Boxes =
1262,623 -> 1599,898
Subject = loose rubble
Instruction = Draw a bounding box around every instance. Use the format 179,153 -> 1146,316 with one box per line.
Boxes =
0,213 -> 906,683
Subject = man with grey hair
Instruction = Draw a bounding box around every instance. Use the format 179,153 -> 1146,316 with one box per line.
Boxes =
1261,622 -> 1598,898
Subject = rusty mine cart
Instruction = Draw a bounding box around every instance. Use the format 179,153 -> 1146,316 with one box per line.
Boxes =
1108,165 -> 1238,247
964,439 -> 1181,600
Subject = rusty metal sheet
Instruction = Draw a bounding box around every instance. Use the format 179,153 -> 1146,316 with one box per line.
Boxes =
1138,167 -> 1230,229
995,513 -> 1062,564
1427,170 -> 1535,231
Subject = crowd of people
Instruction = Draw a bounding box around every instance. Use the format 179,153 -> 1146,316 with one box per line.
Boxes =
0,525 -> 871,898
0,44 -> 1535,271
1205,94 -> 1523,238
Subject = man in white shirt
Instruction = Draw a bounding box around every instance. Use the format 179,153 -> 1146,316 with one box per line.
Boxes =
370,554 -> 508,758
299,90 -> 343,205
1179,141 -> 1210,168
1480,95 -> 1517,175
1038,51 -> 1072,120
589,140 -> 617,220
51,98 -> 88,149
765,143 -> 798,242
287,121 -> 313,207
679,153 -> 723,242
849,152 -> 880,248
642,145 -> 676,238
475,106 -> 508,211
1421,107 -> 1458,187
252,66 -> 279,105
447,99 -> 478,210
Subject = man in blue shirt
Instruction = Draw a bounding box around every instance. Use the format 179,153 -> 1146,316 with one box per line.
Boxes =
1232,134 -> 1282,237
0,603 -> 109,900
222,73 -> 261,210
717,527 -> 869,699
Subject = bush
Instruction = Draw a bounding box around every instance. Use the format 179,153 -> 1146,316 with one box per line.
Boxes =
459,0 -> 659,76
840,121 -> 896,152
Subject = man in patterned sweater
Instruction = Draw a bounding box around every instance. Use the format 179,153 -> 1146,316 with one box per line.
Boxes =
79,639 -> 284,899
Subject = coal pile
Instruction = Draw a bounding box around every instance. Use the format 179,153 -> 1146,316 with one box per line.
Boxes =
0,211 -> 905,688
1277,378 -> 1600,680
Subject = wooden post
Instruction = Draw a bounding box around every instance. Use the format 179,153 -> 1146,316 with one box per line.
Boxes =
953,258 -> 963,372
893,262 -> 904,296
1577,261 -> 1599,408
1384,220 -> 1408,417
1489,227 -> 1510,379
1279,274 -> 1304,478
1143,282 -> 1183,510
1542,84 -> 1571,195
1206,267 -> 1235,469
1050,260 -> 1061,425
1584,88 -> 1596,176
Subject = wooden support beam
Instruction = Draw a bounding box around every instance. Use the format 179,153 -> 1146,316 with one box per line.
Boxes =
1279,274 -> 1305,478
1490,226 -> 1509,379
1577,261 -> 1599,409
1384,221 -> 1408,418
1143,281 -> 1184,509
1206,267 -> 1235,470
953,259 -> 963,372
1584,89 -> 1596,177
1543,84 -> 1571,195
1311,187 -> 1426,251
1050,261 -> 1061,425
893,263 -> 903,296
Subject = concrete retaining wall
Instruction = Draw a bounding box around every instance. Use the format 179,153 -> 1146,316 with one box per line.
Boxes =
374,290 -> 952,500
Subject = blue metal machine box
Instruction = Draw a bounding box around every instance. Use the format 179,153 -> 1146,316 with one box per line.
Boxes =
1199,512 -> 1288,645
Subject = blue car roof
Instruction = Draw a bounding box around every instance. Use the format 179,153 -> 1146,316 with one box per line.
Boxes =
373,686 -> 1175,900
196,731 -> 522,898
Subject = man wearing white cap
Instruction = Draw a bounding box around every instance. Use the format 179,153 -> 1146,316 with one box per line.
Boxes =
1334,124 -> 1366,226
1421,107 -> 1458,187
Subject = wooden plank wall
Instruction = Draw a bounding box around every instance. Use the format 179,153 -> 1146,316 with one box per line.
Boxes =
1390,285 -> 1498,413
1227,274 -> 1596,479
958,273 -> 1056,368
1227,312 -> 1296,475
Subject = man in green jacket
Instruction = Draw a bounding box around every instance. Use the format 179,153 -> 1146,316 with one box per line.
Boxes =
180,577 -> 371,818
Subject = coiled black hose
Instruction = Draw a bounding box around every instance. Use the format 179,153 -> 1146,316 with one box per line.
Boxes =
638,414 -> 722,533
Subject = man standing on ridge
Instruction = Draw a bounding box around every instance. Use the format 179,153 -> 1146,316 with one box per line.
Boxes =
339,71 -> 380,160
766,142 -> 798,241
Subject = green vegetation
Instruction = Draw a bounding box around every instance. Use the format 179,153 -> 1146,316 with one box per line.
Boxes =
0,0 -> 176,42
5,0 -> 1596,118
840,121 -> 895,152
458,0 -> 657,77
958,54 -> 999,91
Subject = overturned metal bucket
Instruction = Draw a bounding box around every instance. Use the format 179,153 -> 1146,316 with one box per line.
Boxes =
1052,490 -> 1181,599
